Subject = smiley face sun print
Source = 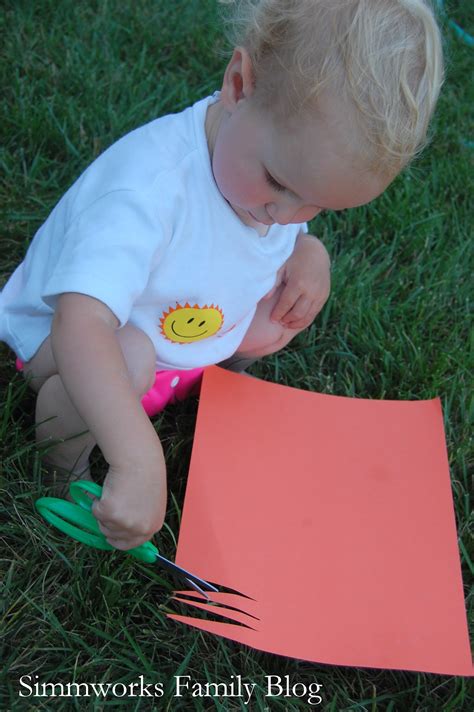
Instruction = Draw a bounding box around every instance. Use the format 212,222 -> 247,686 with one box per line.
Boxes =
160,302 -> 224,344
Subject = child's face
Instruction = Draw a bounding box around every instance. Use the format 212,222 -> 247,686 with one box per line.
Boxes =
207,49 -> 390,228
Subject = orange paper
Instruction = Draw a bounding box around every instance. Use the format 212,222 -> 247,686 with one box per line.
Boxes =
168,367 -> 472,675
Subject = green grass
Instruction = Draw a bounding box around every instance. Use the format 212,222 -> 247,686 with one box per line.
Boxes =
1,0 -> 472,709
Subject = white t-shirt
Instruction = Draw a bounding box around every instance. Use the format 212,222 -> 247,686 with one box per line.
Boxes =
0,93 -> 305,369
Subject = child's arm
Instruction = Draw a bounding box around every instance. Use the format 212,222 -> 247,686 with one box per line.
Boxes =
264,232 -> 331,328
51,292 -> 167,550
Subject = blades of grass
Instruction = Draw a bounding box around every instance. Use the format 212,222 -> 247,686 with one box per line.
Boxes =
121,626 -> 155,675
165,637 -> 198,697
458,537 -> 474,576
441,678 -> 468,711
83,623 -> 153,670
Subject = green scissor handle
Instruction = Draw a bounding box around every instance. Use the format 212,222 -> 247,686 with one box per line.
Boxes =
35,480 -> 158,563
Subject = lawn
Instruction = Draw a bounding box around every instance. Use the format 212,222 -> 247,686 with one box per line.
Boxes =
1,0 -> 472,709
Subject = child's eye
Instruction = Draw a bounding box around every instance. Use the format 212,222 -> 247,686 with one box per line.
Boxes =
265,170 -> 285,193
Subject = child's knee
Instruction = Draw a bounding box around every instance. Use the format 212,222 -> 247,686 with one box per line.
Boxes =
265,323 -> 305,354
22,336 -> 57,393
238,286 -> 305,355
116,324 -> 156,396
237,314 -> 305,357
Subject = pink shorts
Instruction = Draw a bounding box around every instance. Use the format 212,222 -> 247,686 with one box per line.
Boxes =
15,358 -> 203,417
140,367 -> 204,415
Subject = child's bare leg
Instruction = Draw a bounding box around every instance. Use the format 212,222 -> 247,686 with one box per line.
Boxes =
222,285 -> 305,371
36,374 -> 94,481
24,324 -> 156,488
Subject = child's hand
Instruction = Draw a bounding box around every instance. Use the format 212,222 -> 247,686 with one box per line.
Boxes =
92,454 -> 167,551
264,233 -> 331,329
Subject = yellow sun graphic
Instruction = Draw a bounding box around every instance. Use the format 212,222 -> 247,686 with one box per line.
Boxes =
160,302 -> 224,344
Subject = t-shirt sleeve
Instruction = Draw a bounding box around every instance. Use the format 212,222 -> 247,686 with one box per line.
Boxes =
42,189 -> 167,326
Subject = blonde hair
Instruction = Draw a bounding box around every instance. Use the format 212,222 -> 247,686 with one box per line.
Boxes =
219,0 -> 444,176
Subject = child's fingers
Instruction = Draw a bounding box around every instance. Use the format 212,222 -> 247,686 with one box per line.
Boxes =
283,317 -> 310,329
96,517 -> 151,542
104,535 -> 149,551
96,521 -> 117,538
270,285 -> 302,322
94,517 -> 148,548
94,505 -> 141,535
279,294 -> 312,325
282,298 -> 324,329
92,497 -> 130,529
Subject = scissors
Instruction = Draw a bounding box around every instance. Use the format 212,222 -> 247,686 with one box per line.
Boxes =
35,480 -> 218,599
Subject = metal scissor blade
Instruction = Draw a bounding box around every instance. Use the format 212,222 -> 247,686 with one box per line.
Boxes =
155,553 -> 218,594
184,577 -> 211,600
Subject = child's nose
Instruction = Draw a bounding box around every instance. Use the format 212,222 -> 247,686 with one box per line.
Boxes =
265,200 -> 299,225
266,201 -> 321,225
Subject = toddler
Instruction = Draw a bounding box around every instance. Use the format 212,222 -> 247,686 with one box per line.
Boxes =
0,0 -> 443,551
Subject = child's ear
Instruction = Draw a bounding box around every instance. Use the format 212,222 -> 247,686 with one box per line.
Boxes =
220,47 -> 255,110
